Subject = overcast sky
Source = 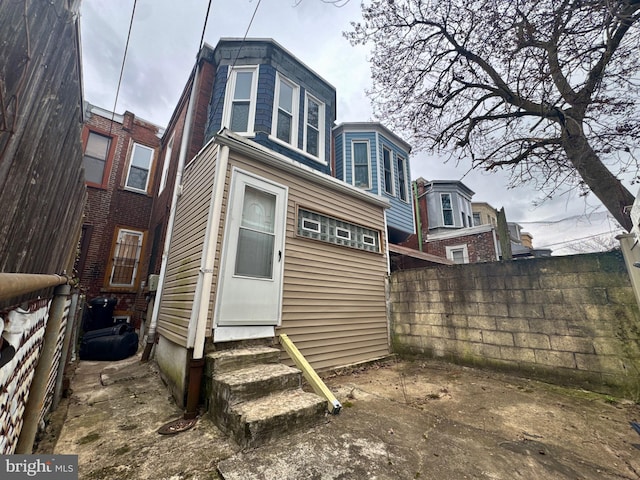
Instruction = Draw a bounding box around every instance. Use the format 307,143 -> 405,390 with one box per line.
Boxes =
79,0 -> 629,255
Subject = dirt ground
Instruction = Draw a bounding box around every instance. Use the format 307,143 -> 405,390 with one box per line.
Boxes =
39,355 -> 640,479
324,359 -> 640,479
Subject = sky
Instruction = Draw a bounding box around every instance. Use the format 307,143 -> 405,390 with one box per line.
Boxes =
79,0 -> 630,255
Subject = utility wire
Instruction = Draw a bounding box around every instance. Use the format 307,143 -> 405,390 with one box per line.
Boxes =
109,0 -> 137,137
537,230 -> 623,249
199,0 -> 213,49
208,0 -> 263,126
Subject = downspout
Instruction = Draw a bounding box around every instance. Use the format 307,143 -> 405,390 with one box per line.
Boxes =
384,209 -> 391,275
412,181 -> 423,251
184,143 -> 230,419
142,62 -> 200,362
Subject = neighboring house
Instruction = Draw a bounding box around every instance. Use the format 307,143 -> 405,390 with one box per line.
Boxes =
333,123 -> 415,243
402,178 -> 500,263
78,103 -> 163,325
149,39 -> 393,407
403,179 -> 550,263
508,221 -> 552,258
471,202 -> 498,227
520,231 -> 533,249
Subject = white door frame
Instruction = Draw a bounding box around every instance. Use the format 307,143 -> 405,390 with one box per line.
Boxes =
213,167 -> 288,342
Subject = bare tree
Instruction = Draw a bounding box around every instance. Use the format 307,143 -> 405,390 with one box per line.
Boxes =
563,233 -> 621,253
346,0 -> 640,231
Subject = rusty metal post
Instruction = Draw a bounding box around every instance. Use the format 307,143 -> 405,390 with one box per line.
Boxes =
53,290 -> 79,409
0,273 -> 67,302
15,283 -> 71,453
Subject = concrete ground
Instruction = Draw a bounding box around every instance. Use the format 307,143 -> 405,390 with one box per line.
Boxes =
40,354 -> 640,479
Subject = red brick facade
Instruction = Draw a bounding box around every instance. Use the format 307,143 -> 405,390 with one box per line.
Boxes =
425,230 -> 499,263
147,57 -> 217,276
79,106 -> 162,325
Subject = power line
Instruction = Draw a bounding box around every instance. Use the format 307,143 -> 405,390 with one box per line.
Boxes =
108,0 -> 137,136
199,0 -> 213,50
208,0 -> 263,127
514,211 -> 611,225
537,230 -> 623,249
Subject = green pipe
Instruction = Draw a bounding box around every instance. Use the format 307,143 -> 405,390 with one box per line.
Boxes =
413,181 -> 423,251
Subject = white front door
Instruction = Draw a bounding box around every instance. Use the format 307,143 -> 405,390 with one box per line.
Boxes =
216,169 -> 287,326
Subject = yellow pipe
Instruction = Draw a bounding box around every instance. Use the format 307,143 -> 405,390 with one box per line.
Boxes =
280,334 -> 342,414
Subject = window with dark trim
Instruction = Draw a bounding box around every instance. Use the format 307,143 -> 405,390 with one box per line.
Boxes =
109,228 -> 144,287
83,131 -> 111,185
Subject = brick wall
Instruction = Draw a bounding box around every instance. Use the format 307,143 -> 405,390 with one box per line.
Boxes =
389,251 -> 640,398
80,110 -> 161,321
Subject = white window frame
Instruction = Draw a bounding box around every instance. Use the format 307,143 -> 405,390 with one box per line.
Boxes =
336,227 -> 351,240
158,133 -> 174,194
382,146 -> 394,196
125,143 -> 154,193
441,193 -> 454,226
113,315 -> 131,325
446,244 -> 469,264
109,228 -> 144,287
221,65 -> 259,135
352,140 -> 371,190
396,154 -> 408,202
303,92 -> 325,162
362,234 -> 376,246
271,73 -> 299,147
301,217 -> 321,233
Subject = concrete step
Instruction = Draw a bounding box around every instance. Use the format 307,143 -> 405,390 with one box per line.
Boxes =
213,363 -> 302,404
205,346 -> 280,375
229,389 -> 327,448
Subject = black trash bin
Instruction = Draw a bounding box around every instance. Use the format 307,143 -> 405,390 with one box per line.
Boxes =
79,325 -> 139,361
83,297 -> 117,332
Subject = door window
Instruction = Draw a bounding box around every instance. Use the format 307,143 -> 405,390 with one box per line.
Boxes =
234,186 -> 276,279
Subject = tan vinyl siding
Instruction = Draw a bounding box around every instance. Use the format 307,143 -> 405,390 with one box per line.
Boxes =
157,144 -> 218,346
213,150 -> 389,370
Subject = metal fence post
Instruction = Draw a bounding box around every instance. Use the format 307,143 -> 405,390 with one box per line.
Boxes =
53,291 -> 78,409
15,283 -> 71,454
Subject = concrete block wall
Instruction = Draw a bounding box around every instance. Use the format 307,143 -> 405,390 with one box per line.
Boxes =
389,251 -> 640,398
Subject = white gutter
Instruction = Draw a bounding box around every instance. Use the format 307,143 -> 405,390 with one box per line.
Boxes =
384,210 -> 391,275
190,145 -> 230,359
214,129 -> 390,209
147,63 -> 200,348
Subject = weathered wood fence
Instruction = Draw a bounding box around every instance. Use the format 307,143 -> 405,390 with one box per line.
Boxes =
0,0 -> 86,297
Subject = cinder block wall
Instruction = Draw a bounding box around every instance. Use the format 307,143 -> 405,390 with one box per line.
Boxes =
389,251 -> 640,398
